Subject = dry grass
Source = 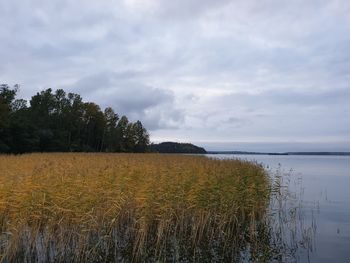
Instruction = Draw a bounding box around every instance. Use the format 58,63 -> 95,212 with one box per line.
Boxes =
0,153 -> 271,262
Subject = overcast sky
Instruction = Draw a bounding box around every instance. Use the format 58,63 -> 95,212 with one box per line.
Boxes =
1,0 -> 350,151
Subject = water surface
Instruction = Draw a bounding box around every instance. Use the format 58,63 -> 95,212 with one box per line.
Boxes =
207,154 -> 350,263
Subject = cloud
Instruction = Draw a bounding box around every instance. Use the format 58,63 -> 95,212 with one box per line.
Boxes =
152,0 -> 232,20
69,71 -> 184,130
1,0 -> 350,149
212,88 -> 350,109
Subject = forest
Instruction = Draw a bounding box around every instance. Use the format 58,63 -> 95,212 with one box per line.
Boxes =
150,142 -> 207,154
0,84 -> 150,153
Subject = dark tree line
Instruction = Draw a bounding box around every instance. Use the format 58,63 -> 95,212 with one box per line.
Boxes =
150,142 -> 207,154
0,84 -> 150,153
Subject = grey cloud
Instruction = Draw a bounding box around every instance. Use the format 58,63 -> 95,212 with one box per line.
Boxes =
69,71 -> 184,130
31,41 -> 97,59
215,88 -> 350,109
153,0 -> 232,20
1,0 -> 350,149
225,117 -> 250,128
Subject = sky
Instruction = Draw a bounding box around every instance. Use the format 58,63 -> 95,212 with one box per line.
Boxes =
1,0 -> 350,151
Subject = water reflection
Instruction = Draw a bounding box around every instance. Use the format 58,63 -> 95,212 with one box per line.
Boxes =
208,154 -> 350,263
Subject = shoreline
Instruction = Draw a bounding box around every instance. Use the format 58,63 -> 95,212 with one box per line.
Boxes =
206,151 -> 350,156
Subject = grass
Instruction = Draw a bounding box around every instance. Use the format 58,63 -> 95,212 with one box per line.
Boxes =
0,153 -> 304,262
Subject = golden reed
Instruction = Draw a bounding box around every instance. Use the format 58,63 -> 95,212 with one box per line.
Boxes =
0,153 -> 270,262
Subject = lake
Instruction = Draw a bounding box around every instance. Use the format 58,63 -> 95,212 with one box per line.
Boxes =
206,154 -> 350,263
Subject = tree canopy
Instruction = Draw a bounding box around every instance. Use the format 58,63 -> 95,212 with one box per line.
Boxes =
0,85 -> 150,153
150,142 -> 207,154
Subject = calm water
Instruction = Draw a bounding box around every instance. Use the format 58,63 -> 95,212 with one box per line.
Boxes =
207,154 -> 350,263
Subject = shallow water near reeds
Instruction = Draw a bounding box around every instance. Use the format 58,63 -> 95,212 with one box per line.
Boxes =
207,154 -> 350,263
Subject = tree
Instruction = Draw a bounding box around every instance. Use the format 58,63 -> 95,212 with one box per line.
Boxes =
0,85 -> 150,153
81,102 -> 106,151
29,89 -> 57,151
0,84 -> 18,126
64,92 -> 85,151
116,115 -> 129,152
0,84 -> 18,152
131,121 -> 150,153
102,107 -> 119,152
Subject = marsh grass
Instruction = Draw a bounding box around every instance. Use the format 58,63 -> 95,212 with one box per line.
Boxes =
265,165 -> 317,263
0,153 -> 313,262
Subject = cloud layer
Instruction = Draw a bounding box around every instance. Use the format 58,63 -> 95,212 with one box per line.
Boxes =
1,0 -> 350,150
69,71 -> 184,130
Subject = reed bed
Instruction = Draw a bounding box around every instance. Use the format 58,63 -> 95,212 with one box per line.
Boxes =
0,153 -> 282,262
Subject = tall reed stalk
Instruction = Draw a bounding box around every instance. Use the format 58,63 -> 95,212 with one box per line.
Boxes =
0,153 -> 312,262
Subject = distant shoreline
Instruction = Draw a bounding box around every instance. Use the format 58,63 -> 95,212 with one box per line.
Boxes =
206,151 -> 350,156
